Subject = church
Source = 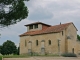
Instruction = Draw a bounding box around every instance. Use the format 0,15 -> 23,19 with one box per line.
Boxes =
19,22 -> 80,55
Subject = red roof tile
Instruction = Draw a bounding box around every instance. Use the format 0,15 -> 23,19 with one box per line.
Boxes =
19,22 -> 75,37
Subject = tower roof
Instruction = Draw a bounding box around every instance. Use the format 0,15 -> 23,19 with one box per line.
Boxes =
25,22 -> 51,26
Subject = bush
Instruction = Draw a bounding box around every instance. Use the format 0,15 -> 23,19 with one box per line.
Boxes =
0,56 -> 2,60
61,53 -> 77,57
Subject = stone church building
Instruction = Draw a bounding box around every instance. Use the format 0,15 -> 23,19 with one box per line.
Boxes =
19,22 -> 80,55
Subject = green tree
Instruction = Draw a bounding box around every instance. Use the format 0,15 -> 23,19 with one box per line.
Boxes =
77,34 -> 80,41
0,45 -> 2,53
0,0 -> 29,27
17,46 -> 20,55
1,40 -> 17,55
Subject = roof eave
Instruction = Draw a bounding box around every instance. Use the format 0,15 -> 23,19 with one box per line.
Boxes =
24,22 -> 51,26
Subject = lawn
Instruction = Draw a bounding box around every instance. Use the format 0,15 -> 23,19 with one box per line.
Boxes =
0,54 -> 60,60
0,55 -> 30,60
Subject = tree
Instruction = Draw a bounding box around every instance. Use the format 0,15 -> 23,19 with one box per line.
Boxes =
77,34 -> 80,41
0,0 -> 29,27
17,46 -> 20,55
1,40 -> 17,55
0,45 -> 2,53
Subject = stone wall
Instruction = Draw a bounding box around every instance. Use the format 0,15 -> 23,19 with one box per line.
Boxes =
20,31 -> 66,55
20,23 -> 78,55
65,24 -> 78,54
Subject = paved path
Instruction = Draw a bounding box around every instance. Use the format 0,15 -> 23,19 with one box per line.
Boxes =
3,57 -> 80,60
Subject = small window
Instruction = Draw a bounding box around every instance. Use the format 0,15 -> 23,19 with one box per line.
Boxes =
34,24 -> 38,29
72,48 -> 74,54
49,40 -> 51,45
62,31 -> 63,36
36,40 -> 38,46
29,25 -> 33,29
25,40 -> 27,47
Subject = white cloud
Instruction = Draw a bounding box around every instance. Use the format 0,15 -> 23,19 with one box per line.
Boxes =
28,6 -> 53,20
1,0 -> 80,45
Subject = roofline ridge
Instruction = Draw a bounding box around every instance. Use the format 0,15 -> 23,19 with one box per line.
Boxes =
19,22 -> 78,37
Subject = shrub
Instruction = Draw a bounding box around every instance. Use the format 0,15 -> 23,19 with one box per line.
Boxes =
0,56 -> 2,60
61,53 -> 77,57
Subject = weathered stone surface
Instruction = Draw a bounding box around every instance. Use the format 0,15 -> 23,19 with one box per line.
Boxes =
20,22 -> 80,55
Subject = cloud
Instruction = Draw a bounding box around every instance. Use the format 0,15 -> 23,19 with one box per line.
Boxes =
28,6 -> 53,20
25,0 -> 54,21
1,0 -> 80,45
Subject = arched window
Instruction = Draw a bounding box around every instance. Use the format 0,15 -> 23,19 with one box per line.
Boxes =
36,40 -> 38,46
62,31 -> 63,36
25,40 -> 27,47
72,48 -> 74,54
49,40 -> 51,45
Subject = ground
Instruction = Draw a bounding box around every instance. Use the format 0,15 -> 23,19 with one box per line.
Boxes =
3,57 -> 80,60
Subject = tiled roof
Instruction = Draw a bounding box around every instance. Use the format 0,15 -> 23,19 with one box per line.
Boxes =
19,22 -> 74,37
25,22 -> 51,26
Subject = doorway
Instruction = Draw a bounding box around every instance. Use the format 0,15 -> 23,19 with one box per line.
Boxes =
72,48 -> 74,54
41,48 -> 45,54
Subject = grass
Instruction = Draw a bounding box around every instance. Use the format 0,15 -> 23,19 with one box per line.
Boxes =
0,54 -> 60,60
37,54 -> 60,57
3,55 -> 30,58
0,55 -> 30,60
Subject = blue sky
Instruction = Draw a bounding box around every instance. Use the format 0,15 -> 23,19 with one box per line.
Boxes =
0,0 -> 80,47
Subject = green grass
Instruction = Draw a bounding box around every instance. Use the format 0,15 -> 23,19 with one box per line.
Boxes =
37,54 -> 59,57
0,55 -> 30,60
0,54 -> 60,60
3,55 -> 30,58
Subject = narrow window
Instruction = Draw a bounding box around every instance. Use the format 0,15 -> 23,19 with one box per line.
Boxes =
29,25 -> 33,29
25,40 -> 27,47
72,48 -> 74,54
36,40 -> 38,46
34,24 -> 38,29
49,40 -> 51,45
62,31 -> 63,36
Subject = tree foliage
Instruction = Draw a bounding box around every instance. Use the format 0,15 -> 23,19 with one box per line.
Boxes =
17,46 -> 20,55
0,0 -> 29,27
0,45 -> 2,53
1,40 -> 17,55
77,34 -> 80,41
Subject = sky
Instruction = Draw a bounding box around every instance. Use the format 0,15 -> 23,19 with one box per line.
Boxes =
0,0 -> 80,47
